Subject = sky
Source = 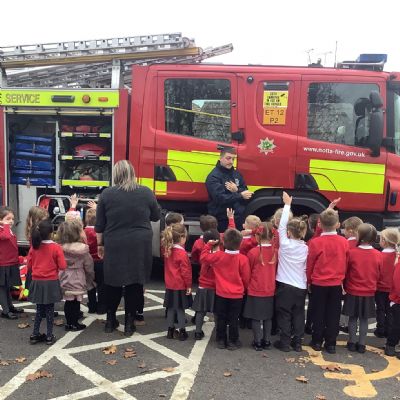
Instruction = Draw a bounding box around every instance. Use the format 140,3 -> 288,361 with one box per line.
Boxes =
1,0 -> 399,71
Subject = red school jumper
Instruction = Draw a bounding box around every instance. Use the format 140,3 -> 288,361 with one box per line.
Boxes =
345,246 -> 382,296
389,260 -> 400,304
0,224 -> 18,266
84,226 -> 100,261
27,241 -> 67,280
247,245 -> 276,297
377,249 -> 396,293
307,233 -> 349,286
200,244 -> 250,299
164,245 -> 192,290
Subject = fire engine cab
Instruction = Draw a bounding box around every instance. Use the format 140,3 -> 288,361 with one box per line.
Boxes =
1,37 -> 399,249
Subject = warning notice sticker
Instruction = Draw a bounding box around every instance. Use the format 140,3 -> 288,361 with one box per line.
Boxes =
263,90 -> 288,125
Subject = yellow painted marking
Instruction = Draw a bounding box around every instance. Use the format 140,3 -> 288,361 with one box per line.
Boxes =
61,180 -> 109,187
303,341 -> 400,398
310,159 -> 386,194
155,181 -> 167,195
165,105 -> 231,119
138,177 -> 154,189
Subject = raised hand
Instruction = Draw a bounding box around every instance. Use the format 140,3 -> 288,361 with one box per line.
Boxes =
282,191 -> 292,205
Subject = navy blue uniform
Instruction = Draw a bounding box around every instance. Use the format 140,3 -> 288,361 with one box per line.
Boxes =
205,162 -> 248,232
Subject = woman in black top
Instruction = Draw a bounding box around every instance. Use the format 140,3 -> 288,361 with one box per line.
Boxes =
95,160 -> 160,336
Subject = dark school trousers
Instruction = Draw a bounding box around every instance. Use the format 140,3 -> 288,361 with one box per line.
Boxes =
375,290 -> 392,335
105,283 -> 143,316
87,260 -> 106,312
275,282 -> 307,346
387,303 -> 400,347
215,295 -> 242,343
311,284 -> 342,346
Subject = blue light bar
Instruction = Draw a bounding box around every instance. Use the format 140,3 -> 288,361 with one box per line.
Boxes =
357,54 -> 388,63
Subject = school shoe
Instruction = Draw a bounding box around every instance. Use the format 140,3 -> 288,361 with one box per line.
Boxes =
373,329 -> 386,338
65,323 -> 86,331
309,341 -> 322,351
384,345 -> 396,357
46,335 -> 57,345
291,340 -> 303,352
217,339 -> 227,349
356,343 -> 366,354
346,342 -> 357,352
194,330 -> 205,340
323,344 -> 336,354
104,312 -> 119,333
178,328 -> 188,341
135,313 -> 145,326
9,307 -> 24,314
261,339 -> 272,350
29,333 -> 46,344
273,340 -> 291,352
124,314 -> 136,337
1,312 -> 17,320
227,340 -> 242,351
252,341 -> 263,351
167,327 -> 176,339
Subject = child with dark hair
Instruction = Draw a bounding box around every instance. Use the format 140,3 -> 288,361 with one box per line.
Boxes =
243,222 -> 276,350
200,228 -> 250,350
0,206 -> 22,319
343,223 -> 381,353
27,220 -> 66,344
191,215 -> 218,265
165,212 -> 184,227
192,228 -> 220,339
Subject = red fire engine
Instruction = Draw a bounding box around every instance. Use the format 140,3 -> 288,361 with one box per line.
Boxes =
0,36 -> 399,250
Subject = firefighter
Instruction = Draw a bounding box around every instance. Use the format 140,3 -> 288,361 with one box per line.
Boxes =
205,148 -> 253,232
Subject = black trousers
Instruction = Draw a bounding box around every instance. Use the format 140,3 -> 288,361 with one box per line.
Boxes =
375,291 -> 392,334
105,283 -> 143,316
275,282 -> 306,346
64,299 -> 80,326
305,292 -> 314,329
215,295 -> 242,343
387,303 -> 400,347
87,261 -> 106,312
311,284 -> 342,346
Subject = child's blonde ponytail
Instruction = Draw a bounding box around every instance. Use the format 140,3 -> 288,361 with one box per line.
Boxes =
161,223 -> 187,257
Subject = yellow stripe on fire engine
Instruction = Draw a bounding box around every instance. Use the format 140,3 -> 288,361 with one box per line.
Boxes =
309,159 -> 385,194
0,89 -> 119,108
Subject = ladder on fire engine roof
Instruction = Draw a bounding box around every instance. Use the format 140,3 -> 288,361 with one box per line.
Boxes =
0,33 -> 233,88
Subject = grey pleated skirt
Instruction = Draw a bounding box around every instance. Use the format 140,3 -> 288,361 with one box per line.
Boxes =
342,294 -> 376,319
243,295 -> 274,320
192,288 -> 215,313
164,289 -> 193,310
28,280 -> 62,305
0,265 -> 21,286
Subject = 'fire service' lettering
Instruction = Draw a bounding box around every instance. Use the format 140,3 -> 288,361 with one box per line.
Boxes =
4,93 -> 40,104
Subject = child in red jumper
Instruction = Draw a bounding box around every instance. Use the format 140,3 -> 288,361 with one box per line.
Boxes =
85,208 -> 106,315
343,223 -> 382,354
0,206 -> 22,319
243,221 -> 276,351
342,217 -> 363,249
240,215 -> 261,256
27,220 -> 66,345
385,246 -> 400,358
307,208 -> 349,354
162,223 -> 192,341
201,228 -> 250,350
191,215 -> 219,265
192,228 -> 220,340
375,228 -> 400,338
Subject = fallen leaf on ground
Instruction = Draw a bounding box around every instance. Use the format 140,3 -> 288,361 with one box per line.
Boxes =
162,367 -> 175,373
285,357 -> 296,363
309,354 -> 318,358
105,360 -> 117,366
17,322 -> 30,329
53,319 -> 64,326
102,345 -> 117,355
315,395 -> 327,400
158,395 -> 166,398
0,360 -> 10,366
124,350 -> 137,359
296,375 -> 309,383
262,353 -> 268,358
125,347 -> 135,352
371,369 -> 379,372
135,320 -> 146,326
321,364 -> 341,372
15,357 -> 27,363
223,371 -> 232,377
138,361 -> 146,368
26,370 -> 53,381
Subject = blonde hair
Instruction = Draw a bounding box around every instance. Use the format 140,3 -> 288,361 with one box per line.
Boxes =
381,228 -> 400,264
57,220 -> 82,244
342,216 -> 363,232
25,206 -> 49,240
287,218 -> 308,240
272,207 -> 293,227
85,208 -> 96,226
65,210 -> 81,222
244,215 -> 261,230
113,160 -> 138,192
161,223 -> 187,257
319,209 -> 339,230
